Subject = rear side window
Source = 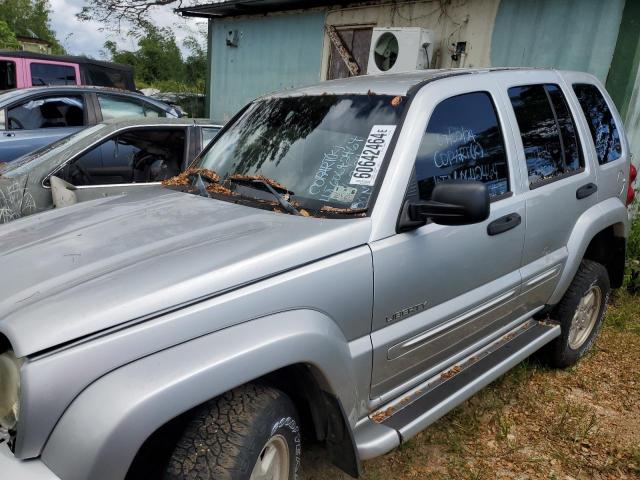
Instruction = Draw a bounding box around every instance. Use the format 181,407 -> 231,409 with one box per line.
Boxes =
508,84 -> 583,187
30,63 -> 76,86
573,83 -> 622,164
97,94 -> 165,121
85,65 -> 128,90
415,91 -> 510,199
0,61 -> 16,90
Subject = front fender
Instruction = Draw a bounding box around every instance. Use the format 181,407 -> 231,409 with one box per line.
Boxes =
548,197 -> 628,305
41,310 -> 369,480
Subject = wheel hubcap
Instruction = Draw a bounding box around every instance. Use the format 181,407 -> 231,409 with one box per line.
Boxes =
249,434 -> 290,480
568,285 -> 602,350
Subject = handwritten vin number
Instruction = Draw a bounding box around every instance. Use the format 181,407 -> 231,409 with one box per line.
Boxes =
350,125 -> 396,187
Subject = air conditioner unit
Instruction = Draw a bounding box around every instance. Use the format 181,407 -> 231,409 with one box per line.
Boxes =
367,27 -> 435,75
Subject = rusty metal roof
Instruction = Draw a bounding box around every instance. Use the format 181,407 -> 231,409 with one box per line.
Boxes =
177,0 -> 355,18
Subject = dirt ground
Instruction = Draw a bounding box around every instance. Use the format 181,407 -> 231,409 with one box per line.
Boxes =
301,291 -> 640,480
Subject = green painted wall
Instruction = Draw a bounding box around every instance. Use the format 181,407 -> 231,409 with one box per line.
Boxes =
491,0 -> 625,82
606,0 -> 640,120
208,11 -> 325,124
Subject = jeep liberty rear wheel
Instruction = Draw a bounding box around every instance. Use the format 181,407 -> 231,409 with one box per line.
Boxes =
163,384 -> 301,480
547,260 -> 610,368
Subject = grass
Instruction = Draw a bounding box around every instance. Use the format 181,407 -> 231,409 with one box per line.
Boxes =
302,291 -> 640,480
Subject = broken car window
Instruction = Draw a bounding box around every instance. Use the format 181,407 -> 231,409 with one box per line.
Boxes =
68,128 -> 186,186
194,94 -> 406,212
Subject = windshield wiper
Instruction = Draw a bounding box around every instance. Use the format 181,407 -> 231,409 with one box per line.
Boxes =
227,177 -> 301,216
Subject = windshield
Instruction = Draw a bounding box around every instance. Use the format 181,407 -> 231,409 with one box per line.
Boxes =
194,94 -> 406,213
0,124 -> 104,176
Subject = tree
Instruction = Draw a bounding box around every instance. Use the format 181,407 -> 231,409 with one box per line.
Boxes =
0,0 -> 64,53
78,0 -> 185,31
0,20 -> 20,49
103,23 -> 188,85
183,35 -> 206,90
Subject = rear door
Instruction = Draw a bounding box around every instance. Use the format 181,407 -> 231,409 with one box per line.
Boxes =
498,72 -> 598,309
94,93 -> 167,122
370,77 -> 527,400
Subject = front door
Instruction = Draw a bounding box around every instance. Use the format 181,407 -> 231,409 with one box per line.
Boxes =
370,87 -> 527,400
0,93 -> 86,162
49,126 -> 188,207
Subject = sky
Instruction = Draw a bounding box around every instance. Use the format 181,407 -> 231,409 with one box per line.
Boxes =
48,0 -> 207,58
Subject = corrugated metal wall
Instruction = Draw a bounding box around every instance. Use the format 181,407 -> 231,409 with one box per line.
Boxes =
491,0 -> 625,82
209,11 -> 326,123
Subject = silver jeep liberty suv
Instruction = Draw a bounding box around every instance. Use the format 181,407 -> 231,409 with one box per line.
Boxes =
0,68 -> 633,480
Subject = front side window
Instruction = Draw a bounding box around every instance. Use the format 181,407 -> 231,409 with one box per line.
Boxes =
98,94 -> 164,121
194,94 -> 407,213
573,83 -> 622,164
415,91 -> 510,199
508,84 -> 583,186
7,95 -> 85,130
30,63 -> 76,86
66,128 -> 186,186
0,60 -> 16,90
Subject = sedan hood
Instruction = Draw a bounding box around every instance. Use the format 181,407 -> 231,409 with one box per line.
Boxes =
0,188 -> 371,356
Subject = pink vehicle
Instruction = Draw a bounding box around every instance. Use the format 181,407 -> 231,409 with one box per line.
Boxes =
0,51 -> 135,91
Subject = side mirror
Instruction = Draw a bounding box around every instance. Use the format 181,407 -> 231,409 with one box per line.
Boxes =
401,180 -> 490,228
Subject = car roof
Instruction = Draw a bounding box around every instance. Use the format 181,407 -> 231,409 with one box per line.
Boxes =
0,50 -> 133,72
266,67 -> 599,98
0,85 -> 171,109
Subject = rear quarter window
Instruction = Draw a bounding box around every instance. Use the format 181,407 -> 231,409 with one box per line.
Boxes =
572,83 -> 622,164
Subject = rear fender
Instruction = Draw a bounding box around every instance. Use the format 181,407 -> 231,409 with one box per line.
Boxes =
548,197 -> 628,305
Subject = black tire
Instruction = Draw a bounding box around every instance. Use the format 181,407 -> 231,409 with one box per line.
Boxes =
546,260 -> 610,368
163,384 -> 301,480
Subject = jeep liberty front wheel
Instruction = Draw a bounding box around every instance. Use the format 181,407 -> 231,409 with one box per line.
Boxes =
547,260 -> 610,368
163,384 -> 301,480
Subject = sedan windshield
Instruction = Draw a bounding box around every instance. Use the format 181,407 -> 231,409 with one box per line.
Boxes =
194,93 -> 406,213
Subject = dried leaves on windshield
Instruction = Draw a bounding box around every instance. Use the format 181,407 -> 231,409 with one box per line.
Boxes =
206,183 -> 236,196
320,205 -> 367,216
228,174 -> 289,192
162,168 -> 221,187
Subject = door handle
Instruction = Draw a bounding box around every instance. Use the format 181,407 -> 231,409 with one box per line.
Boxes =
3,132 -> 15,137
576,182 -> 597,199
487,213 -> 521,236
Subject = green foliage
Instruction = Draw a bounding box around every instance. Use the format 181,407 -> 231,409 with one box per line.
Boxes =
104,24 -> 206,93
625,209 -> 640,293
0,20 -> 19,49
0,0 -> 64,53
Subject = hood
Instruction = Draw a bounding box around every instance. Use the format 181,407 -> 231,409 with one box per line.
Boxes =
0,188 -> 372,356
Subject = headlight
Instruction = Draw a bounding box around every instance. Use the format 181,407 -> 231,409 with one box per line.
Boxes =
0,350 -> 20,430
